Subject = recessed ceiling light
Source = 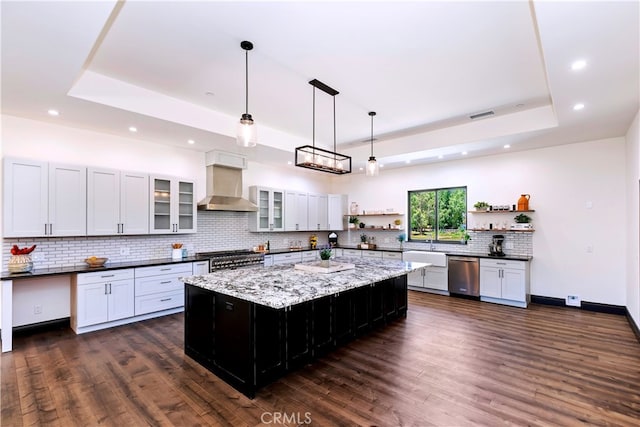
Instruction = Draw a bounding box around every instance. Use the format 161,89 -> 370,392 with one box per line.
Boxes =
287,161 -> 292,165
129,126 -> 138,132
405,160 -> 411,164
504,144 -> 511,149
573,103 -> 585,111
359,167 -> 364,171
462,151 -> 468,155
379,164 -> 384,168
438,155 -> 443,159
187,139 -> 195,145
571,60 -> 587,71
47,109 -> 59,116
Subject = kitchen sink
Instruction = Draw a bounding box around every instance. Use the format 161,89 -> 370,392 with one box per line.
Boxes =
403,250 -> 447,267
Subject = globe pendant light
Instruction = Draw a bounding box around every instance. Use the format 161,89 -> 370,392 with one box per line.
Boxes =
366,111 -> 379,176
237,41 -> 257,147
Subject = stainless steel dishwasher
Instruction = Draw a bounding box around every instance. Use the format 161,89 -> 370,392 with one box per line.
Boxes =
447,256 -> 480,296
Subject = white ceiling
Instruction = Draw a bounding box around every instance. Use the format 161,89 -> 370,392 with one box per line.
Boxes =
1,1 -> 638,173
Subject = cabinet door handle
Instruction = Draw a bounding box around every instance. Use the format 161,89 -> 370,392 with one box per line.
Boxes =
160,280 -> 171,284
101,274 -> 115,278
160,298 -> 172,302
160,268 -> 171,271
225,301 -> 234,311
104,284 -> 108,295
44,224 -> 48,235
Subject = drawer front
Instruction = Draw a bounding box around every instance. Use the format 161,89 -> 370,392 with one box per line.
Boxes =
382,251 -> 402,260
342,249 -> 361,257
302,250 -> 317,260
273,253 -> 302,264
135,290 -> 183,316
135,263 -> 193,278
480,259 -> 526,270
362,251 -> 383,259
135,274 -> 184,297
77,268 -> 134,285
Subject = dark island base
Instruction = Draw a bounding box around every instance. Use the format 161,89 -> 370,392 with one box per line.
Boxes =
184,275 -> 408,398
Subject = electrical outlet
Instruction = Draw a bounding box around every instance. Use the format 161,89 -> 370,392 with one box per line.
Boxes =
32,252 -> 45,262
566,295 -> 581,307
505,242 -> 514,250
120,247 -> 130,256
34,305 -> 42,315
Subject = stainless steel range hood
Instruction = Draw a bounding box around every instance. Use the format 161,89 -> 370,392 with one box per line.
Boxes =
197,151 -> 258,212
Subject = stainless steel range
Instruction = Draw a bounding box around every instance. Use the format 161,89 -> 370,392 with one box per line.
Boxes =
197,250 -> 264,272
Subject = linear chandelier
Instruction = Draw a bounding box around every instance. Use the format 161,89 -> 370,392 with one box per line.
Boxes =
295,79 -> 351,175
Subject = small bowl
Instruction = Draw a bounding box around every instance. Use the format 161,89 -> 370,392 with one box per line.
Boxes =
84,257 -> 108,268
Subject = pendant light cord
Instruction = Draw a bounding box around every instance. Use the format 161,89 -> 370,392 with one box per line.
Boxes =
370,113 -> 374,157
312,87 -> 316,148
245,49 -> 249,115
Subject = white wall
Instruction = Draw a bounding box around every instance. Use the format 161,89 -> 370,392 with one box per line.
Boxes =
332,137 -> 627,306
626,110 -> 640,327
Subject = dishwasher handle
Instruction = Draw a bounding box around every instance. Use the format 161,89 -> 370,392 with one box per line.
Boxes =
448,256 -> 479,263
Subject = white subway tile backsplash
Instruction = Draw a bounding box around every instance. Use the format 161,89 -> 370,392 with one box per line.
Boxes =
2,211 -> 328,269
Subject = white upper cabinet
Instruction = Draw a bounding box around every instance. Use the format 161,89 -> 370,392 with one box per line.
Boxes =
249,186 -> 285,232
149,176 -> 196,234
3,158 -> 86,237
87,168 -> 149,235
284,190 -> 308,231
327,194 -> 347,231
308,193 -> 328,231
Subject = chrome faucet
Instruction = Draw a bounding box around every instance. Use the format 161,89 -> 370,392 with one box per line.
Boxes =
427,238 -> 435,251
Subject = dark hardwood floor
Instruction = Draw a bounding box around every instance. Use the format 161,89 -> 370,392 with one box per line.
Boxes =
2,291 -> 639,426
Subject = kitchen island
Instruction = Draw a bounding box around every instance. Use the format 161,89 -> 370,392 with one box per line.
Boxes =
181,256 -> 428,398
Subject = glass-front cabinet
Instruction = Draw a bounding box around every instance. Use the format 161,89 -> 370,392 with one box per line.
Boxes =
150,176 -> 196,234
249,186 -> 284,232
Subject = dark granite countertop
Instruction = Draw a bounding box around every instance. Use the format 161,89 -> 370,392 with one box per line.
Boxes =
1,256 -> 208,281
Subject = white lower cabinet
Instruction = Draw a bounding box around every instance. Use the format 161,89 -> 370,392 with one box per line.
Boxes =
341,248 -> 362,257
480,259 -> 530,308
134,263 -> 192,315
362,250 -> 383,259
272,252 -> 303,265
407,266 -> 448,294
72,269 -> 135,331
193,261 -> 209,275
72,262 -> 194,334
382,251 -> 403,261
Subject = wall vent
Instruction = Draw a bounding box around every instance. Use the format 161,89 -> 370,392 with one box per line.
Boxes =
469,110 -> 495,120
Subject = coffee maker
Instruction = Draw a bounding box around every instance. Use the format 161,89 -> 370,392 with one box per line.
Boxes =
489,235 -> 505,257
328,232 -> 338,248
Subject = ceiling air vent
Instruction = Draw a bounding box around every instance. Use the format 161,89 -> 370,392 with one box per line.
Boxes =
469,110 -> 495,120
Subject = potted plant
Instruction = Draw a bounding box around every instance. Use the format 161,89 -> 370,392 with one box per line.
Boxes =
319,245 -> 332,267
359,233 -> 369,249
474,201 -> 490,211
513,213 -> 532,229
514,213 -> 532,223
348,215 -> 360,229
458,225 -> 471,245
397,233 -> 406,250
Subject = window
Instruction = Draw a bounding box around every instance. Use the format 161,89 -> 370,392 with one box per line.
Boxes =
408,186 -> 467,243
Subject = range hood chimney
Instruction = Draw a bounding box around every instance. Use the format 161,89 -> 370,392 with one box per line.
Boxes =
197,151 -> 258,212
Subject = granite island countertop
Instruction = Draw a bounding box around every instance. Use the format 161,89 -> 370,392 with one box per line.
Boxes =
181,256 -> 429,309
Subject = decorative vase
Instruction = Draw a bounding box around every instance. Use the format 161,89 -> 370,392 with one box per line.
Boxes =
172,249 -> 183,260
8,254 -> 33,273
320,259 -> 330,268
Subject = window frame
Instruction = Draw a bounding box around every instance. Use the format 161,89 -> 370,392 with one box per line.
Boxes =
407,186 -> 468,243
